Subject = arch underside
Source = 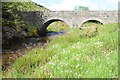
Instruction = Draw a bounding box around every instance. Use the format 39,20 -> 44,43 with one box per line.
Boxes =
38,18 -> 103,36
80,19 -> 103,27
38,19 -> 68,36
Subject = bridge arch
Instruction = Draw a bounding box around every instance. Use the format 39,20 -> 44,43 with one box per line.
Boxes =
80,18 -> 104,27
38,18 -> 69,36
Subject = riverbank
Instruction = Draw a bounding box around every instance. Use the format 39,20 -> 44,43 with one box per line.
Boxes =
2,31 -> 66,71
2,23 -> 118,78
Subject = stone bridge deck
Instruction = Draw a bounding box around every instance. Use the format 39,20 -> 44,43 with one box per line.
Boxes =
18,11 -> 118,36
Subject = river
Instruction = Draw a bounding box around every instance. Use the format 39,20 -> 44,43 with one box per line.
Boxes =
2,31 -> 66,71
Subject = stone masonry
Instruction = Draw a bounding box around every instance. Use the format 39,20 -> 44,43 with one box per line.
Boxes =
18,11 -> 118,36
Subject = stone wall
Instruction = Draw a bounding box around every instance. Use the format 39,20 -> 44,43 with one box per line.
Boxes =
42,11 -> 118,27
18,11 -> 43,27
18,11 -> 118,36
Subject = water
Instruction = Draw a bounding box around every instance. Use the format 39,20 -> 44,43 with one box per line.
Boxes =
2,31 -> 66,71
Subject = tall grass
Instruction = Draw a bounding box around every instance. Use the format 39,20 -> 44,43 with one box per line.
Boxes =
2,23 -> 118,78
47,21 -> 70,32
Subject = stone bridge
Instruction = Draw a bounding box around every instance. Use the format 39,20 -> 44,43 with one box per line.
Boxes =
18,11 -> 118,36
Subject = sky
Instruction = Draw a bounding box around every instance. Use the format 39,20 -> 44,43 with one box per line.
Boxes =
32,0 -> 119,11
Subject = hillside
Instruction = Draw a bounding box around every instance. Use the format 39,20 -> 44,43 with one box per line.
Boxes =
2,23 -> 118,78
34,2 -> 49,11
12,2 -> 49,11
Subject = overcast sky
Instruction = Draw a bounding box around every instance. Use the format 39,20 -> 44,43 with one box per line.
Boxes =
32,0 -> 119,11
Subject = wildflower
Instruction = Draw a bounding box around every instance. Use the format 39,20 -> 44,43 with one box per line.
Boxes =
76,64 -> 80,68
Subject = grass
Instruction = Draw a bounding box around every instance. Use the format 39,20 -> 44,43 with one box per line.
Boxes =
2,23 -> 118,78
47,21 -> 70,32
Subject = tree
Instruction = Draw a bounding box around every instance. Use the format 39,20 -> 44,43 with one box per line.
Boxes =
2,2 -> 26,44
74,6 -> 89,11
2,2 -> 49,44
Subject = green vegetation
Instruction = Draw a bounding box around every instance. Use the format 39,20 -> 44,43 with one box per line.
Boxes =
2,2 -> 48,27
7,2 -> 48,11
2,2 -> 48,44
47,21 -> 70,32
2,23 -> 118,78
74,6 -> 89,11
